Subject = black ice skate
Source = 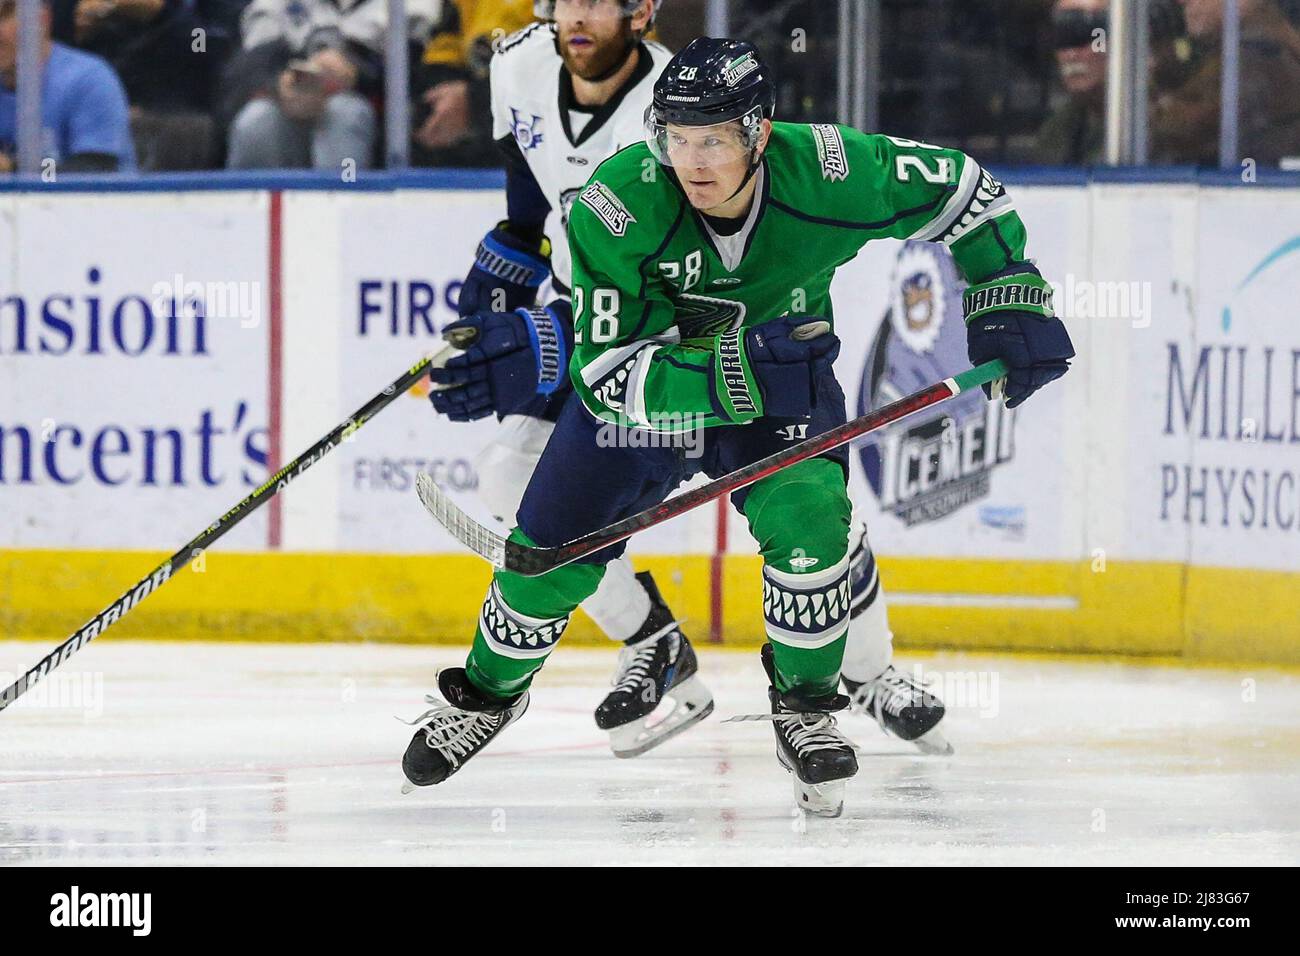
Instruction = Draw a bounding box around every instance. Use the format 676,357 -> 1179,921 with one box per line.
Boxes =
401,668 -> 529,791
843,666 -> 954,756
748,644 -> 859,818
594,572 -> 714,758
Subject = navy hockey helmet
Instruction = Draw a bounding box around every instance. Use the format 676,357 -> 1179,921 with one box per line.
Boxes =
646,38 -> 777,171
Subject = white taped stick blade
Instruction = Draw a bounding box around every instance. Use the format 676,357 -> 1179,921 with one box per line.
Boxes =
415,473 -> 508,569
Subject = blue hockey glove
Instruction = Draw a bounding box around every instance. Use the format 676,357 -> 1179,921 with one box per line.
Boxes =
964,264 -> 1074,408
457,221 -> 552,317
430,299 -> 574,422
742,316 -> 841,419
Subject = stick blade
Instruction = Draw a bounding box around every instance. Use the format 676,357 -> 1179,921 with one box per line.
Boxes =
415,472 -> 507,569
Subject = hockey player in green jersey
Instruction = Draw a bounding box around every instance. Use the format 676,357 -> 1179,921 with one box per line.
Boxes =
402,37 -> 1074,816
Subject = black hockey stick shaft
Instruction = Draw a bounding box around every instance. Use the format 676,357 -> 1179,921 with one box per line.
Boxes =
505,359 -> 1009,576
0,336 -> 471,713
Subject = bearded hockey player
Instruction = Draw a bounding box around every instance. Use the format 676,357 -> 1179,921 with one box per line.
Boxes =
406,36 -> 1073,815
426,3 -> 959,763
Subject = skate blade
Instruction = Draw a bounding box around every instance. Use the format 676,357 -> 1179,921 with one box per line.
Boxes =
911,727 -> 955,756
609,678 -> 714,758
401,781 -> 418,795
776,751 -> 848,818
795,778 -> 845,818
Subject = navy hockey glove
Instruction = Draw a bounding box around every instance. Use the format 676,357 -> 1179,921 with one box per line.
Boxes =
456,221 -> 552,317
741,316 -> 841,419
964,264 -> 1074,408
429,299 -> 574,422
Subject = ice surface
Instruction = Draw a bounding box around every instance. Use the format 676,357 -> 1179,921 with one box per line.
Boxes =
2,640 -> 1297,866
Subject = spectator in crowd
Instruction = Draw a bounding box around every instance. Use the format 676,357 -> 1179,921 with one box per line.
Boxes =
412,0 -> 534,167
1034,0 -> 1109,164
224,0 -> 436,170
1151,0 -> 1300,165
0,0 -> 135,171
69,0 -> 244,170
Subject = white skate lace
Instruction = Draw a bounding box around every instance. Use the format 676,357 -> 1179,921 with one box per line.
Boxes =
724,709 -> 854,758
610,630 -> 678,695
774,710 -> 854,758
401,695 -> 502,769
856,666 -> 926,718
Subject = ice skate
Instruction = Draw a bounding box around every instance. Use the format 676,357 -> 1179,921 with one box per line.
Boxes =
594,574 -> 714,757
732,645 -> 859,818
401,668 -> 529,791
843,665 -> 954,756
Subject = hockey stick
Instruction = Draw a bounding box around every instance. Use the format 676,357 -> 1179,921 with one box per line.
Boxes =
0,331 -> 477,713
417,358 -> 1009,577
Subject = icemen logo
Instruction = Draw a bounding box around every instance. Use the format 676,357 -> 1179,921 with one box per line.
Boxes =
858,242 -> 1017,527
579,182 -> 637,237
509,108 -> 545,152
810,124 -> 850,182
723,52 -> 759,87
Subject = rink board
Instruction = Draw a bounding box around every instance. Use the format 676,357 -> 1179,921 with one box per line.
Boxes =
2,172 -> 1299,663
2,550 -> 1296,665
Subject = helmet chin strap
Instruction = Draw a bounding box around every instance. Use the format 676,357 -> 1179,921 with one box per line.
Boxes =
722,138 -> 765,204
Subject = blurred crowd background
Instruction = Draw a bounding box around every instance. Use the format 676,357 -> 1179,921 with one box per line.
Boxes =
1,0 -> 1298,173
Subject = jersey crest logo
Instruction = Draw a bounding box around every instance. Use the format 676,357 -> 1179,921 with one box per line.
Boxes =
675,293 -> 747,339
509,108 -> 545,152
723,53 -> 759,87
811,125 -> 849,182
579,182 -> 637,237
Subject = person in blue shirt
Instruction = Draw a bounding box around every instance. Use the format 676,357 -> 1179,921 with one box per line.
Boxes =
0,0 -> 136,172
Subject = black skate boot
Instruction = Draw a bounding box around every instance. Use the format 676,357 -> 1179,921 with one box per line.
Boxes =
594,571 -> 714,758
843,666 -> 953,756
401,667 -> 529,791
762,644 -> 859,818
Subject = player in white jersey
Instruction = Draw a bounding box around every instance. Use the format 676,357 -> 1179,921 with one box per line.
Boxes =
425,0 -> 953,760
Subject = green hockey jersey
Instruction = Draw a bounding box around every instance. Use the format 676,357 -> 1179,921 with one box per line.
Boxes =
566,121 -> 1032,431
